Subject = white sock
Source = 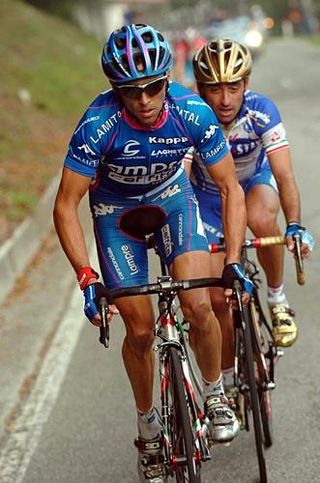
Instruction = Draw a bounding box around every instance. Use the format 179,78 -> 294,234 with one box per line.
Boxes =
222,367 -> 235,389
202,374 -> 224,401
137,407 -> 161,440
267,284 -> 287,306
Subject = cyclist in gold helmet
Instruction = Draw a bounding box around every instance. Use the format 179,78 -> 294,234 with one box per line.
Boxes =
189,39 -> 314,386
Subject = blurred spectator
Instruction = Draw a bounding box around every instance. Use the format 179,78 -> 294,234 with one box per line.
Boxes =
173,27 -> 206,89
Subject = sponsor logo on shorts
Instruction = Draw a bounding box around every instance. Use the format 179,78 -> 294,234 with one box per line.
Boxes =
178,213 -> 184,246
161,224 -> 172,257
107,247 -> 124,280
159,184 -> 181,200
121,245 -> 139,275
92,203 -> 123,217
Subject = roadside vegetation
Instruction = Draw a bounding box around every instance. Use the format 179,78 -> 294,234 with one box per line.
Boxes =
0,0 -> 106,243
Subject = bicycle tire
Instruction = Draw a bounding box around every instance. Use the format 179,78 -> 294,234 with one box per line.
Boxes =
250,296 -> 274,448
242,303 -> 268,483
168,346 -> 201,482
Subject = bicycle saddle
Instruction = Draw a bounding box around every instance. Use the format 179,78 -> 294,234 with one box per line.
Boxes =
119,206 -> 166,241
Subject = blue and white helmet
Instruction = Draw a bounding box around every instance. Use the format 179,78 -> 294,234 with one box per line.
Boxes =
101,24 -> 173,83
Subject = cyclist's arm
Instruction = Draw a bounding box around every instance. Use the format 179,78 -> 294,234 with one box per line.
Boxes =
53,167 -> 92,274
207,152 -> 247,264
268,147 -> 301,224
181,146 -> 194,176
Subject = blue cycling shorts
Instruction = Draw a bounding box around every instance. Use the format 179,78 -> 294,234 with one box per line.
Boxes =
193,165 -> 278,244
90,168 -> 209,289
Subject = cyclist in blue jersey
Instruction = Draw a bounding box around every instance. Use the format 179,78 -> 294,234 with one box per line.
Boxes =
191,39 -> 314,391
53,25 -> 252,482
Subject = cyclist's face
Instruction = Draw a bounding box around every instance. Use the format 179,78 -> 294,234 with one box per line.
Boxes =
200,79 -> 248,126
113,74 -> 168,127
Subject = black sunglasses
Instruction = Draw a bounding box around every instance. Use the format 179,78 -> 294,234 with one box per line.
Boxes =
114,75 -> 168,99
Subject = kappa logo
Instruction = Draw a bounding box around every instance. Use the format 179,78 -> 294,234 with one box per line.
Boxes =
92,203 -> 123,217
271,131 -> 281,142
78,144 -> 95,156
123,140 -> 140,157
160,184 -> 181,200
202,124 -> 219,143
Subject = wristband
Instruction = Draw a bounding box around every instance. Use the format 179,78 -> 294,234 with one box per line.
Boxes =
287,221 -> 301,227
77,266 -> 99,290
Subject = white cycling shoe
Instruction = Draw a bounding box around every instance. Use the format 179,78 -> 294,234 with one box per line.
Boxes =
134,435 -> 167,482
205,393 -> 240,444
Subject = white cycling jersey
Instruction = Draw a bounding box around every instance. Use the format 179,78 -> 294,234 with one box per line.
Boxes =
190,89 -> 289,195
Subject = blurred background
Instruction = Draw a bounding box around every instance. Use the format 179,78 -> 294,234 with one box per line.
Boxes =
23,0 -> 320,84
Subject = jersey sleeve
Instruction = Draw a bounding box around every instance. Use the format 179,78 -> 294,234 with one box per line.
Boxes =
64,112 -> 102,178
252,98 -> 289,155
193,104 -> 229,167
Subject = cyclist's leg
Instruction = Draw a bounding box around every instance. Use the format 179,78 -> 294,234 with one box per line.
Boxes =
150,175 -> 239,442
245,183 -> 283,288
171,250 -> 222,382
90,191 -> 157,416
150,174 -> 221,382
193,186 -> 235,373
245,169 -> 297,346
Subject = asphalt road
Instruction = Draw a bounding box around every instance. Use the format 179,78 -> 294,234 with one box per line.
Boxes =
0,37 -> 319,483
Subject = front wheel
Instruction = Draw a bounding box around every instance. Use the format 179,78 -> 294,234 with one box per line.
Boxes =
250,297 -> 274,448
242,303 -> 268,483
167,346 -> 201,482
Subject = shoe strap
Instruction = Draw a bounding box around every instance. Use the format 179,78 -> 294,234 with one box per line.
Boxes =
134,437 -> 162,452
270,304 -> 295,317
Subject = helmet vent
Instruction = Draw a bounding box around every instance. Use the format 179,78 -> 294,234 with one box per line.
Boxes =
158,47 -> 166,65
115,37 -> 126,50
133,53 -> 146,73
141,32 -> 153,44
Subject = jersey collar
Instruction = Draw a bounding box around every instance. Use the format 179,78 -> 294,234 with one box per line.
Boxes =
122,103 -> 169,131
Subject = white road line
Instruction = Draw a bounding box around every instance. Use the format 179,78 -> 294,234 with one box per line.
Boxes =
0,286 -> 85,483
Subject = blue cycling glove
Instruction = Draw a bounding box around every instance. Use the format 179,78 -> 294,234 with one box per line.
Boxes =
222,263 -> 254,295
285,222 -> 315,251
83,282 -> 111,322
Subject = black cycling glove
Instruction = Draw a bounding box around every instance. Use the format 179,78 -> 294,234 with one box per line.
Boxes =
222,263 -> 254,295
83,282 -> 112,322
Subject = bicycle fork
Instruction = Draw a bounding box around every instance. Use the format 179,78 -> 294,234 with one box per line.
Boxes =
155,311 -> 211,469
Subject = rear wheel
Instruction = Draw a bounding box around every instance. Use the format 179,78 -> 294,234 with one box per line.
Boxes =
168,346 -> 201,482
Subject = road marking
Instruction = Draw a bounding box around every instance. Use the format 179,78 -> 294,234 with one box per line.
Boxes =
0,286 -> 85,482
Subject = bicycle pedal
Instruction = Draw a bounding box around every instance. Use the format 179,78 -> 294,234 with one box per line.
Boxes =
266,381 -> 276,390
277,348 -> 285,358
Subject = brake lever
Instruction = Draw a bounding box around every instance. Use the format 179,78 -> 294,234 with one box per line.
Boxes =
292,232 -> 306,285
99,297 -> 110,348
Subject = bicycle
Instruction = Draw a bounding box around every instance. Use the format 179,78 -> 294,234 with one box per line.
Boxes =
207,234 -> 305,483
98,206 -> 224,482
97,205 -> 305,482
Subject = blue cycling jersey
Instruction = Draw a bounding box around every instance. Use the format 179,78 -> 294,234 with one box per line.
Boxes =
64,82 -> 229,197
191,90 -> 289,195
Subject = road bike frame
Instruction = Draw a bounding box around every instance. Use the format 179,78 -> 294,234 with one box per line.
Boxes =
208,234 -> 305,483
98,220 -> 225,482
104,273 -> 223,482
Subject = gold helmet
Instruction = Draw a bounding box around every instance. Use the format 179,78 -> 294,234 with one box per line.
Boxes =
193,39 -> 252,84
